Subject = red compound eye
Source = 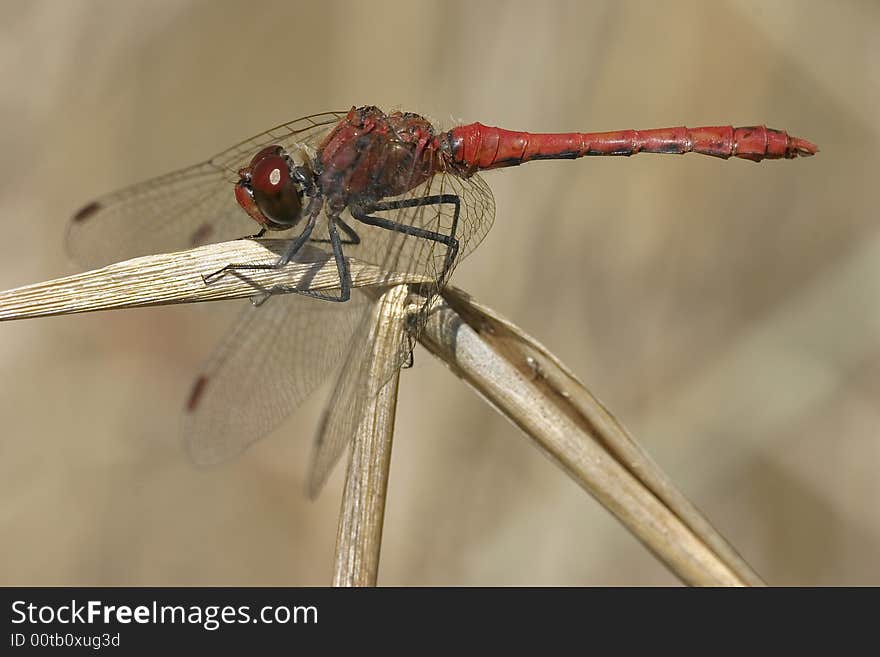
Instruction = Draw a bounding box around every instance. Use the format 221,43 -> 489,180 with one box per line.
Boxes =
251,151 -> 288,194
234,146 -> 303,229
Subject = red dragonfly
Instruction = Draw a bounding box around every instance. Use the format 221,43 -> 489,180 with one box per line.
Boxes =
67,106 -> 816,493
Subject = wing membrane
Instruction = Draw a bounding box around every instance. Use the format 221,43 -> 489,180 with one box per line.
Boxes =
66,111 -> 347,268
304,170 -> 495,493
183,290 -> 369,465
326,169 -> 495,375
69,108 -> 498,493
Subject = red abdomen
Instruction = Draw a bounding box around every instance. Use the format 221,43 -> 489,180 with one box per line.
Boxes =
442,123 -> 817,176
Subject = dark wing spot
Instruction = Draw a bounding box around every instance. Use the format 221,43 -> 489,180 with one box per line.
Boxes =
72,201 -> 101,223
189,223 -> 214,247
186,375 -> 209,412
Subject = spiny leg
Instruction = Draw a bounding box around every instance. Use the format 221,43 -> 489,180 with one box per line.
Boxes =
241,226 -> 267,240
349,194 -> 462,368
202,210 -> 320,285
309,217 -> 361,245
350,194 -> 461,286
202,209 -> 352,303
262,215 -> 351,303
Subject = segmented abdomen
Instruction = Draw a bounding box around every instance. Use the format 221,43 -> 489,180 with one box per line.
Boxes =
443,123 -> 817,176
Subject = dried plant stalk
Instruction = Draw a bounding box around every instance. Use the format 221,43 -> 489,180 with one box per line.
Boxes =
0,239 -> 429,321
419,287 -> 764,587
332,285 -> 411,587
0,240 -> 763,585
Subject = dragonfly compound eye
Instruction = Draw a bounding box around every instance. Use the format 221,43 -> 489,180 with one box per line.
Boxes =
236,146 -> 304,230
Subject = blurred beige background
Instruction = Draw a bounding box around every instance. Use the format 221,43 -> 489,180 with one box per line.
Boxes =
1,0 -> 877,585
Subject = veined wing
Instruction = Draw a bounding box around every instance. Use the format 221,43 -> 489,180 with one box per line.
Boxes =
306,288 -> 409,497
66,111 -> 348,269
317,168 -> 494,375
304,170 -> 495,494
182,289 -> 370,466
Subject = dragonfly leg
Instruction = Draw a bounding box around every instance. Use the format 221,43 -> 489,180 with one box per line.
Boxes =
240,226 -> 267,241
309,217 -> 361,245
202,211 -> 352,303
402,335 -> 415,368
351,194 -> 461,286
263,216 -> 352,303
202,212 -> 318,284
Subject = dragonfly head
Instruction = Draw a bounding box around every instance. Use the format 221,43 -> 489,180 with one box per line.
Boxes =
235,145 -> 310,231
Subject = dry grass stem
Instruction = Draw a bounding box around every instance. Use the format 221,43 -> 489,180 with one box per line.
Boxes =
0,239 -> 430,321
0,241 -> 761,585
420,287 -> 764,586
332,285 -> 411,587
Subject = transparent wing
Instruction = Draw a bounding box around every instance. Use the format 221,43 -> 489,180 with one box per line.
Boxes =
66,111 -> 348,269
304,170 -> 495,494
182,289 -> 370,465
306,305 -> 376,497
180,165 -> 495,477
318,170 -> 494,273
317,169 -> 495,373
306,289 -> 409,497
